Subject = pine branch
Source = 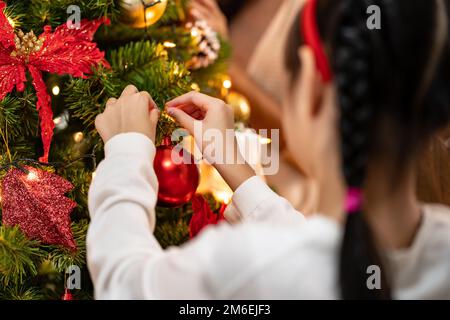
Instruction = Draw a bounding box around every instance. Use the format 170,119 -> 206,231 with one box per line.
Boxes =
154,193 -> 221,248
126,59 -> 192,107
46,220 -> 89,273
59,167 -> 92,220
0,97 -> 21,157
157,0 -> 190,25
0,139 -> 36,164
109,41 -> 169,75
65,66 -> 121,133
154,219 -> 190,249
0,285 -> 43,300
68,40 -> 193,142
95,17 -> 190,48
0,225 -> 44,287
7,0 -> 120,32
0,90 -> 39,156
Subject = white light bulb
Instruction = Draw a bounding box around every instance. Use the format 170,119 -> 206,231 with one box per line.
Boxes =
27,171 -> 38,181
73,132 -> 84,143
163,41 -> 176,48
223,79 -> 232,89
52,85 -> 60,96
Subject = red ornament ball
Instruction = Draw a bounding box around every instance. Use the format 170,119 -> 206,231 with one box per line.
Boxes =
61,289 -> 74,300
154,137 -> 199,207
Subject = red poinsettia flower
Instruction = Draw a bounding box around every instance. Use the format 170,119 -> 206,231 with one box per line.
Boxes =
0,1 -> 109,162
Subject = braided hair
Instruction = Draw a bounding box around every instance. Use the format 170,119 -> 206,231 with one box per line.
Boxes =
332,0 -> 392,299
286,0 -> 450,299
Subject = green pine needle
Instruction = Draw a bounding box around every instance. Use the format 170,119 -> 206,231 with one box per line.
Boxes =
0,226 -> 44,287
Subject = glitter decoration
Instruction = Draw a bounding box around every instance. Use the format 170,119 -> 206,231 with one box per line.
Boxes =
0,1 -> 109,162
186,20 -> 220,70
1,166 -> 77,250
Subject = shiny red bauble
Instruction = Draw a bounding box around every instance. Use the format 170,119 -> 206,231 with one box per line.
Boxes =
154,137 -> 200,207
61,288 -> 74,300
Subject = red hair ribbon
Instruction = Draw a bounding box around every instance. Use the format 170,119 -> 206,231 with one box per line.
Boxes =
301,0 -> 333,83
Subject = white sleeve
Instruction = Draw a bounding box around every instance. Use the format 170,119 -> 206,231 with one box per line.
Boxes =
230,176 -> 306,225
87,133 -> 165,299
86,133 -> 305,300
87,133 -> 224,299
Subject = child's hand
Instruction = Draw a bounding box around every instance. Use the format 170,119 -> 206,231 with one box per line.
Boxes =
166,91 -> 234,154
95,85 -> 160,144
166,92 -> 255,191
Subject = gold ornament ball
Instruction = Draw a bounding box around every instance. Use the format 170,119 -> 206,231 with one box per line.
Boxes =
226,91 -> 251,123
119,0 -> 168,29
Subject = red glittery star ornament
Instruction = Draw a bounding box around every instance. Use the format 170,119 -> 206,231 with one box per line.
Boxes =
0,1 -> 110,162
1,166 -> 77,250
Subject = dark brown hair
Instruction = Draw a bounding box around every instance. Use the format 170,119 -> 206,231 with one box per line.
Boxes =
286,0 -> 450,299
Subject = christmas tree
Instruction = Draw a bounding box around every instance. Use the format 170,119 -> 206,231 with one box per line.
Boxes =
0,0 -> 233,300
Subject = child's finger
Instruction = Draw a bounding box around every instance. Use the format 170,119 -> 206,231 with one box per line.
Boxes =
94,114 -> 103,129
149,108 -> 160,124
166,92 -> 222,112
178,103 -> 198,114
138,91 -> 157,110
167,107 -> 197,134
105,98 -> 117,108
120,84 -> 139,98
190,109 -> 205,120
95,114 -> 108,141
170,103 -> 206,120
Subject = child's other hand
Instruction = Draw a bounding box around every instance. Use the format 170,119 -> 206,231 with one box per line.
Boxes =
166,91 -> 234,154
166,91 -> 255,191
95,85 -> 160,144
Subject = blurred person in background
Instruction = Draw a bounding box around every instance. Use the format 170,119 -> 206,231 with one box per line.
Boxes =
192,0 -> 318,212
191,0 -> 450,211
